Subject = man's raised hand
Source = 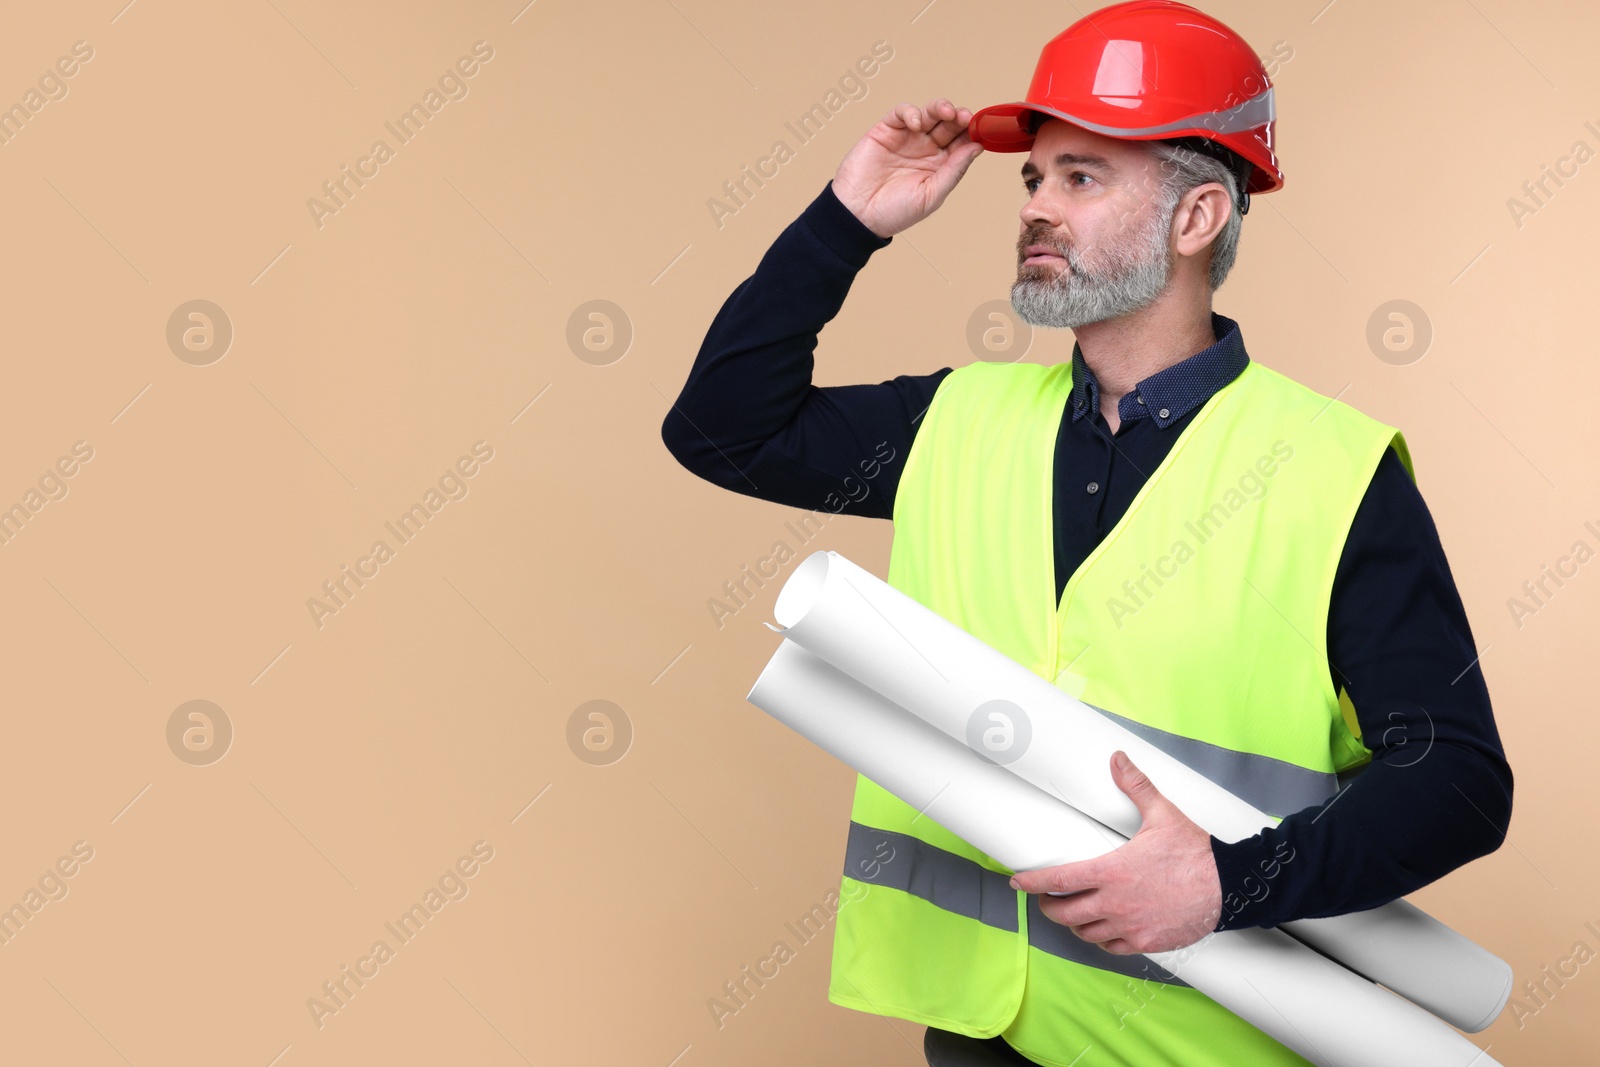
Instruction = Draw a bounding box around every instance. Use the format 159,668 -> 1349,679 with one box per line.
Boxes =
832,98 -> 985,239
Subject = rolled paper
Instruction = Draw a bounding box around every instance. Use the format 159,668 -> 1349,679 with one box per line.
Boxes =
764,548 -> 1513,1034
746,639 -> 1502,1067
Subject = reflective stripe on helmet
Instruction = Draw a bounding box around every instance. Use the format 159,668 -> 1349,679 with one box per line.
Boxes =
1029,85 -> 1273,140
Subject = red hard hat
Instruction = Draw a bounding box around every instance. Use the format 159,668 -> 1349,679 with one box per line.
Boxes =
969,0 -> 1283,204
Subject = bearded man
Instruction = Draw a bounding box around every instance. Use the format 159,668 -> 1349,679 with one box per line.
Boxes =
663,6 -> 1511,1063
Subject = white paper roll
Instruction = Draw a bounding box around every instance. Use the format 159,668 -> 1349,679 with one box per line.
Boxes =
765,549 -> 1513,1034
747,639 -> 1501,1067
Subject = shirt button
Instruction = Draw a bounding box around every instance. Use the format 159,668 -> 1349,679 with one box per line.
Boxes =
1086,481 -> 1100,494
1136,396 -> 1146,406
1158,407 -> 1171,419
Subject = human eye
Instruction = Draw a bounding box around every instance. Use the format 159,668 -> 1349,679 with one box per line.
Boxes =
1023,177 -> 1041,194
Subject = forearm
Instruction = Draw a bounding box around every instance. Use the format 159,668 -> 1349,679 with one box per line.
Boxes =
662,181 -> 949,517
1211,736 -> 1512,930
1210,447 -> 1514,930
662,182 -> 890,469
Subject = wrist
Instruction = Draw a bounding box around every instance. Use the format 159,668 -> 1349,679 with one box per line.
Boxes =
808,181 -> 893,264
827,177 -> 896,239
1210,834 -> 1291,931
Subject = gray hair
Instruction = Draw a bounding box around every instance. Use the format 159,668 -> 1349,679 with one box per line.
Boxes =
1146,140 -> 1243,291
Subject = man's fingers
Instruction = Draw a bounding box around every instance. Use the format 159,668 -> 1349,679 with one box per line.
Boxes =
1040,903 -> 1143,955
1010,867 -> 1052,893
886,100 -> 973,146
1067,919 -> 1116,945
917,100 -> 970,146
1038,890 -> 1108,931
890,102 -> 936,137
1012,857 -> 1100,895
925,110 -> 972,149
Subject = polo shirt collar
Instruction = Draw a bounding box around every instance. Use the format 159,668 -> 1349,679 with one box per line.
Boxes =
1068,312 -> 1250,429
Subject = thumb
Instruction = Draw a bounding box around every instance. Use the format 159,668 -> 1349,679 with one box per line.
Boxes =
955,137 -> 985,171
940,138 -> 984,185
1111,750 -> 1168,825
926,136 -> 982,202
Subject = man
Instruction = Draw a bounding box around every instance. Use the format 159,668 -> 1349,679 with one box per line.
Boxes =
663,3 -> 1512,1064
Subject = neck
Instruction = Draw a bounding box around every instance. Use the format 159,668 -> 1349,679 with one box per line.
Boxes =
1076,292 -> 1217,428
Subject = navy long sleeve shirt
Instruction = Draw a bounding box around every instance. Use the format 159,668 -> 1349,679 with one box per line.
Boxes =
663,179 -> 1514,931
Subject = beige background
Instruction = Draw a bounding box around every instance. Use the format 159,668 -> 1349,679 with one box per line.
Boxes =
0,0 -> 1592,1063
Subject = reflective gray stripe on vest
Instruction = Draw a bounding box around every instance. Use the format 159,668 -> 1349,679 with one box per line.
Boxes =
1084,702 -> 1340,817
843,822 -> 1190,988
844,822 -> 1018,931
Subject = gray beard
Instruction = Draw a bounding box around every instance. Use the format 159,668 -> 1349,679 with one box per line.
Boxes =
1010,205 -> 1174,330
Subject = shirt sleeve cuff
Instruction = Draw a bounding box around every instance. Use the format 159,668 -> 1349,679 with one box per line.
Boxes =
1210,834 -> 1277,931
801,180 -> 892,269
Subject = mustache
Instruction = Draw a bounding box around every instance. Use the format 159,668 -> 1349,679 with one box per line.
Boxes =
1015,222 -> 1148,267
1017,231 -> 1072,259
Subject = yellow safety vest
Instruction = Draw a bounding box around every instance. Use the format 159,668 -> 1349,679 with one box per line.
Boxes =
827,355 -> 1413,1066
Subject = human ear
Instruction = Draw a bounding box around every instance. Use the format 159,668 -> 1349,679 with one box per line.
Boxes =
1173,182 -> 1231,259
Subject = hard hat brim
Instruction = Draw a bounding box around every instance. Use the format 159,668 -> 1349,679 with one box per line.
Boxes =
969,100 -> 1283,195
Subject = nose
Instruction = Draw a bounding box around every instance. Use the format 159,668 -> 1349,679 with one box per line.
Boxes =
1020,186 -> 1062,231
